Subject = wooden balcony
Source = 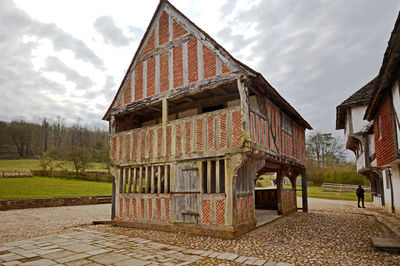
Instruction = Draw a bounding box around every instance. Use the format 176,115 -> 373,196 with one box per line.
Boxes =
111,106 -> 244,165
111,105 -> 306,166
248,109 -> 306,165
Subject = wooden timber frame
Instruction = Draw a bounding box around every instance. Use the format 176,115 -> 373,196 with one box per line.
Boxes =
103,0 -> 311,238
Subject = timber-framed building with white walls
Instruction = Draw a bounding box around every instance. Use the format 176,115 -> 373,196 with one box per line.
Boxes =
365,11 -> 400,216
336,78 -> 385,206
103,0 -> 311,237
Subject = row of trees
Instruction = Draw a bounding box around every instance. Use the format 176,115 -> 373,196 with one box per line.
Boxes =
0,118 -> 109,172
305,132 -> 366,185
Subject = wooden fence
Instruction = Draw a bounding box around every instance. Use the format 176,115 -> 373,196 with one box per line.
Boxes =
1,171 -> 33,178
322,183 -> 371,192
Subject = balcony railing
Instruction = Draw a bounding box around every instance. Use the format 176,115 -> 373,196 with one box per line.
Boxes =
111,106 -> 243,164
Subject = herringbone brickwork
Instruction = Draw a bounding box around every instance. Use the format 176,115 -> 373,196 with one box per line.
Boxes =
132,198 -> 137,219
158,11 -> 169,46
134,62 -> 143,100
148,198 -> 153,220
219,114 -> 227,148
142,30 -> 155,57
232,111 -> 243,147
160,52 -> 169,92
203,45 -> 216,79
125,198 -> 131,218
215,199 -> 225,226
196,119 -> 202,152
147,56 -> 156,97
185,121 -> 192,153
187,38 -> 198,84
207,117 -> 215,150
176,124 -> 182,155
173,19 -> 188,39
123,78 -> 131,105
173,45 -> 183,89
201,200 -> 211,224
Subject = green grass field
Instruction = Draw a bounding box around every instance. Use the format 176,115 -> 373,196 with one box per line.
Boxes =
0,159 -> 108,172
0,176 -> 112,200
286,185 -> 372,202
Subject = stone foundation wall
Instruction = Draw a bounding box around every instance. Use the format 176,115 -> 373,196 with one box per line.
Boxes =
0,196 -> 111,211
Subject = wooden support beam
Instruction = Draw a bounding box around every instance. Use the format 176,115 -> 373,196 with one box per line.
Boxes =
301,168 -> 308,212
207,160 -> 211,193
127,168 -> 132,193
164,165 -> 168,194
122,168 -> 126,193
157,165 -> 162,194
198,161 -> 203,193
151,165 -> 155,193
138,167 -> 143,194
162,99 -> 168,157
216,160 -> 220,193
145,166 -> 149,193
111,175 -> 116,220
133,168 -> 137,193
237,77 -> 251,140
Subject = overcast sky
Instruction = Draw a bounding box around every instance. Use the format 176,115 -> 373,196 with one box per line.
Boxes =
1,0 -> 399,133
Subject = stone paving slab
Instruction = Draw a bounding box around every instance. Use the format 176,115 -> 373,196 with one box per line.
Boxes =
0,229 -> 289,266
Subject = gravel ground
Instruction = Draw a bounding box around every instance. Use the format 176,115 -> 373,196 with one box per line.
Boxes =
0,204 -> 110,244
1,199 -> 400,265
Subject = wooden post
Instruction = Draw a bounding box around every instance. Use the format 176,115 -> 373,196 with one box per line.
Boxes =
138,167 -> 143,194
145,166 -> 149,193
127,168 -> 132,193
198,161 -> 203,193
133,168 -> 137,193
157,165 -> 161,193
151,165 -> 155,193
276,171 -> 283,214
164,165 -> 168,194
301,168 -> 308,212
216,160 -> 220,193
237,77 -> 251,140
122,168 -> 126,193
207,160 -> 211,193
111,175 -> 116,220
162,99 -> 168,157
119,168 -> 123,193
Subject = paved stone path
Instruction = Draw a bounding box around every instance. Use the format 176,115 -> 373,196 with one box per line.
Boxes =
0,229 -> 289,266
1,198 -> 400,265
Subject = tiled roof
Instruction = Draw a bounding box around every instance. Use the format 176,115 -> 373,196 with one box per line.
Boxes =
336,77 -> 377,129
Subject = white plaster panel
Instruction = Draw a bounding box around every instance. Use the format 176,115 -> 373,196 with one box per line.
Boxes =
350,105 -> 369,133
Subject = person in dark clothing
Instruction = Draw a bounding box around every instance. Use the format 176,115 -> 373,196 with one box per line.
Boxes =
356,184 -> 365,208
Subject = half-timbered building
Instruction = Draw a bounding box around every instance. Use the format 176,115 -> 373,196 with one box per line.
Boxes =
365,12 -> 400,215
103,0 -> 311,237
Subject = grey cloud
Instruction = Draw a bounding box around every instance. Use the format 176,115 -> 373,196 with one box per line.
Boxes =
218,0 -> 400,134
94,16 -> 130,46
220,0 -> 238,19
0,0 -> 103,69
101,75 -> 117,101
129,26 -> 144,38
42,56 -> 94,90
0,0 -> 103,124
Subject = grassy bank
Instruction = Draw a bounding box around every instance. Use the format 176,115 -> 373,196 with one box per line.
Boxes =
0,176 -> 112,200
0,159 -> 108,172
287,185 -> 372,202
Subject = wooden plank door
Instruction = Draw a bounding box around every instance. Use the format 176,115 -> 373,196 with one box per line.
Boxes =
171,163 -> 200,224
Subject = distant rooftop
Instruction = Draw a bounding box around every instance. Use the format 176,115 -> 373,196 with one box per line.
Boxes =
336,77 -> 377,129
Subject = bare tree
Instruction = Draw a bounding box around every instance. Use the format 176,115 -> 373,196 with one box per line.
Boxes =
68,146 -> 92,176
8,120 -> 33,157
306,132 -> 346,168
